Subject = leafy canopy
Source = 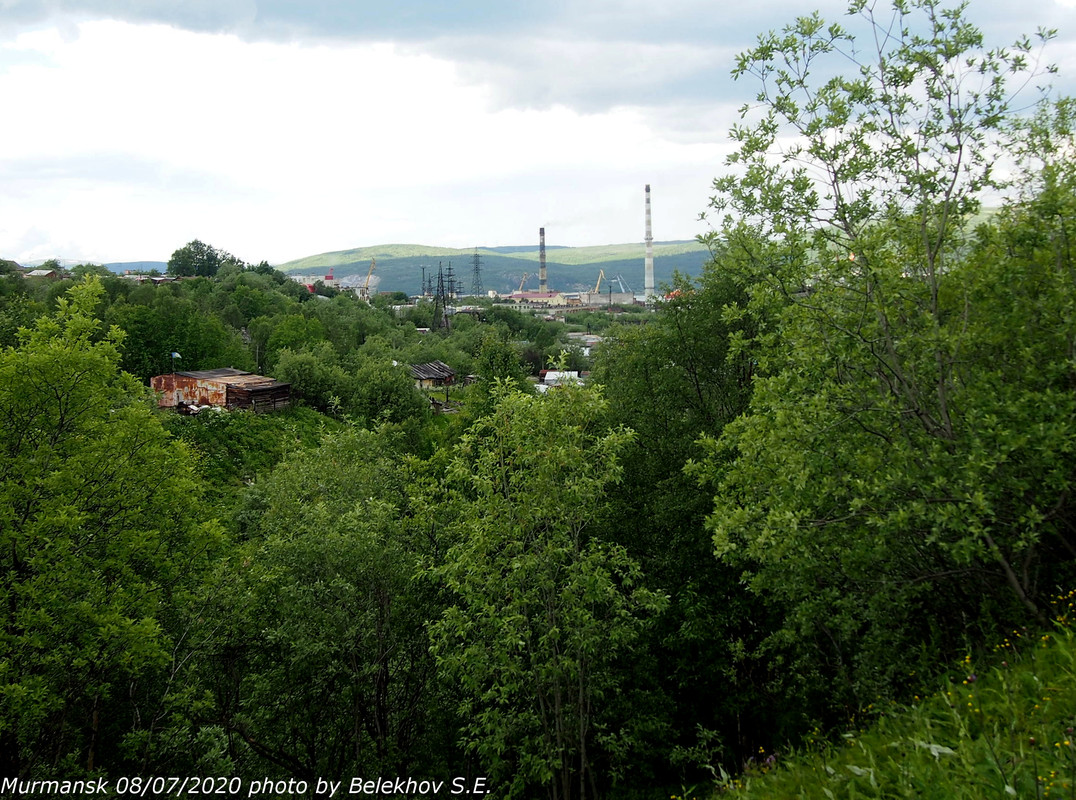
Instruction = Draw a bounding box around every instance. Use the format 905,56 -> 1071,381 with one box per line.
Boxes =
430,381 -> 666,800
694,0 -> 1075,713
0,278 -> 219,776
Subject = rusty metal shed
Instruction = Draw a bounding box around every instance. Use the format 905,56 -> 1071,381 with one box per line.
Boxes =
151,368 -> 290,413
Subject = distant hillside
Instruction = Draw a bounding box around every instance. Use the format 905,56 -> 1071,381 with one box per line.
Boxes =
277,241 -> 712,296
484,244 -> 572,255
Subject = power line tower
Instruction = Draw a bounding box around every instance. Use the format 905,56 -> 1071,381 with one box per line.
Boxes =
445,261 -> 456,300
433,263 -> 451,331
471,247 -> 483,297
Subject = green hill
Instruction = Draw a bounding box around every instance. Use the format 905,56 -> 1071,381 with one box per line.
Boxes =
279,244 -> 478,272
276,241 -> 712,296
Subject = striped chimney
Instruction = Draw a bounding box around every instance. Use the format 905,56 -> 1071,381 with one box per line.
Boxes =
539,227 -> 547,294
644,185 -> 655,300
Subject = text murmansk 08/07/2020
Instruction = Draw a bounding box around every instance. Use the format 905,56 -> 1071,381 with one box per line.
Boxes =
0,776 -> 490,797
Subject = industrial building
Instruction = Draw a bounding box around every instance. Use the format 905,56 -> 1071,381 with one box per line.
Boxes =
151,368 -> 290,413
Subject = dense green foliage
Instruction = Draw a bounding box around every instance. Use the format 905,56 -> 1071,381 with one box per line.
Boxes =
202,427 -> 457,777
687,0 -> 1076,744
431,382 -> 666,799
1,2 -> 1075,797
168,240 -> 243,279
719,595 -> 1076,798
0,280 -> 220,776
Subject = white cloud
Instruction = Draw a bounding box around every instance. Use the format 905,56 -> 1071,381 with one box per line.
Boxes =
3,0 -> 1072,265
0,19 -> 727,262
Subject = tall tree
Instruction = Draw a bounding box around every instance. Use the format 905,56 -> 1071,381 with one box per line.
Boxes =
106,293 -> 252,380
0,278 -> 219,776
167,240 -> 240,278
696,0 -> 1074,713
204,427 -> 455,778
429,382 -> 666,800
589,266 -> 784,767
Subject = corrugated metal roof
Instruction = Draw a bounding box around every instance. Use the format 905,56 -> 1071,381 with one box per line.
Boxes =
176,368 -> 247,379
409,361 -> 456,381
174,368 -> 288,389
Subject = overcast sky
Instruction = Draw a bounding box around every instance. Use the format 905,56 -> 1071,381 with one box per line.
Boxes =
2,0 -> 1075,265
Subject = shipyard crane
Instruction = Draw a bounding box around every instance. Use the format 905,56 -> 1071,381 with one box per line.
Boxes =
517,272 -> 531,293
360,258 -> 376,301
593,269 -> 605,293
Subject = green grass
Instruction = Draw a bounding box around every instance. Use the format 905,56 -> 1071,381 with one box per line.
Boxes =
707,590 -> 1076,799
278,244 -> 481,272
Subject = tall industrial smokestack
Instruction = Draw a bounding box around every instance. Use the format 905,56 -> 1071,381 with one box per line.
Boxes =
644,185 -> 655,300
539,227 -> 547,294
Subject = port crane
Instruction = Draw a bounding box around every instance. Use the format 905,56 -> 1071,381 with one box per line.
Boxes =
360,258 -> 376,301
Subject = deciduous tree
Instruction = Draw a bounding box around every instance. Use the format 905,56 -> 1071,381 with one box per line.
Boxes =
205,428 -> 454,778
696,0 -> 1075,712
167,240 -> 241,278
0,278 -> 219,776
429,382 -> 666,800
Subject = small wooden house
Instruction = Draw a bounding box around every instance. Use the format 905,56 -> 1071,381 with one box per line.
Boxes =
409,361 -> 456,390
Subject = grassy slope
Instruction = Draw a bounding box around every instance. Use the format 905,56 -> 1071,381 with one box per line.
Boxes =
711,591 -> 1076,799
485,240 -> 709,266
279,244 -> 480,271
